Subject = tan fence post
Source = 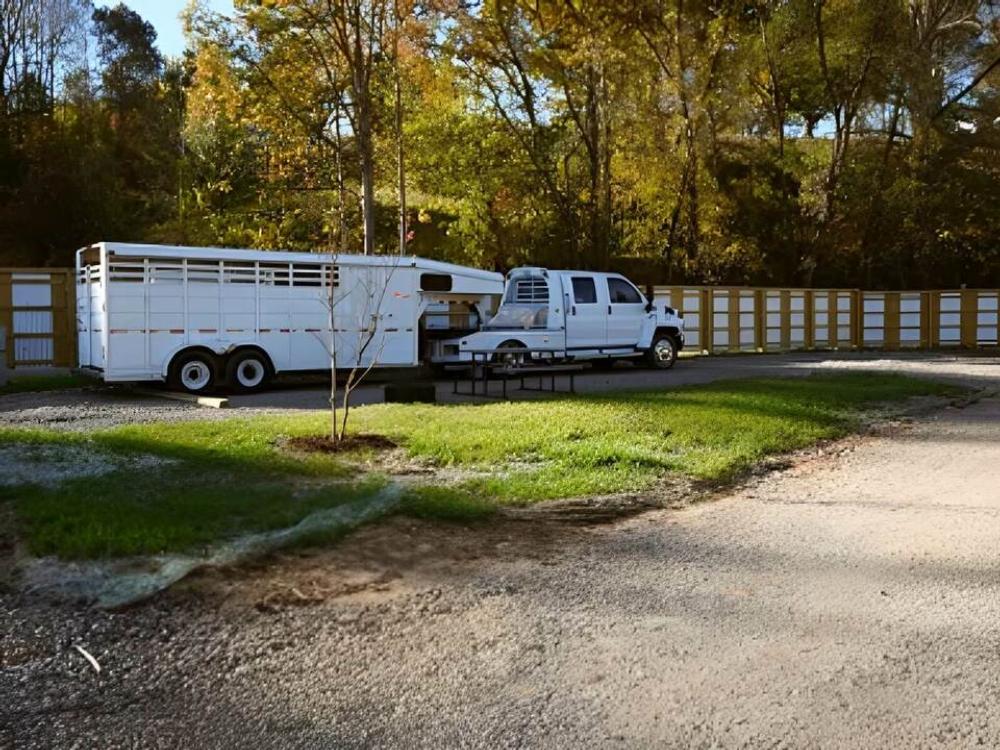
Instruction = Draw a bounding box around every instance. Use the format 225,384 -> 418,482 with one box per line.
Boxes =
803,290 -> 815,350
826,292 -> 840,349
921,292 -> 932,349
701,288 -> 713,354
754,289 -> 766,351
727,289 -> 739,353
670,287 -> 684,313
960,290 -> 978,349
779,290 -> 791,351
50,270 -> 72,367
884,292 -> 900,351
0,271 -> 11,368
850,290 -> 862,349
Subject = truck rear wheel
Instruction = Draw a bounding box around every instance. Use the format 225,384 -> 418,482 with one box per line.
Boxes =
492,340 -> 527,365
646,334 -> 678,370
226,350 -> 272,393
169,350 -> 217,394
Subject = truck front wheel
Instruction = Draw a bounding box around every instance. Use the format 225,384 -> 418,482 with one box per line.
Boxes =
646,334 -> 678,370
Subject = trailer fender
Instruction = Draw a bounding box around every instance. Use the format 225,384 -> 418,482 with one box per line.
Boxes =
159,341 -> 230,378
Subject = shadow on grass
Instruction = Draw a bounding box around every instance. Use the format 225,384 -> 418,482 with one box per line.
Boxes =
3,372 -> 959,559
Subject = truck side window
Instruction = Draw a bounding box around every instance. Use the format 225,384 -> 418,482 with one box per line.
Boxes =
607,278 -> 642,304
572,277 -> 597,304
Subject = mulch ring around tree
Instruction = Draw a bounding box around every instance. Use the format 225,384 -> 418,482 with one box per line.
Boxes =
287,434 -> 398,454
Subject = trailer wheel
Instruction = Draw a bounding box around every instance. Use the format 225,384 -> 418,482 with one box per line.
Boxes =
226,350 -> 272,393
169,350 -> 217,394
645,334 -> 678,370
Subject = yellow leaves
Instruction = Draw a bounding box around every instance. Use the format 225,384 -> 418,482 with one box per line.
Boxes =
186,44 -> 242,126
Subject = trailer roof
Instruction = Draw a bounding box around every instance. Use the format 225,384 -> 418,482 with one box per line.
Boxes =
85,242 -> 502,283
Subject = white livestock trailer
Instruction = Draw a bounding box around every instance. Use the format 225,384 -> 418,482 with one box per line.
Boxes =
76,242 -> 504,393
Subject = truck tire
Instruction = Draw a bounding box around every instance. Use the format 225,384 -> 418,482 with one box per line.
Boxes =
169,350 -> 217,394
492,340 -> 527,365
645,333 -> 678,370
226,350 -> 272,393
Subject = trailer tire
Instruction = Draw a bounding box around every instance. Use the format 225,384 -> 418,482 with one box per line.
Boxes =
226,349 -> 272,393
169,350 -> 218,394
645,333 -> 678,370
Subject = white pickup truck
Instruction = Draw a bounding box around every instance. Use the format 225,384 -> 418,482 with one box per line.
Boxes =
454,267 -> 685,368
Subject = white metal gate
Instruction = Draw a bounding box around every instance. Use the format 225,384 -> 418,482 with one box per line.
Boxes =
12,274 -> 55,364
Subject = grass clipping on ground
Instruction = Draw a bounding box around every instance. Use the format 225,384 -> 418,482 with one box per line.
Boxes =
1,373 -> 956,559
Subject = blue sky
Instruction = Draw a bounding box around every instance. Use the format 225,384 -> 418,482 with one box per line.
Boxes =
98,1 -> 235,58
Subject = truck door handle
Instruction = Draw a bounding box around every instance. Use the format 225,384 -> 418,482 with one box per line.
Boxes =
608,305 -> 612,314
572,305 -> 577,315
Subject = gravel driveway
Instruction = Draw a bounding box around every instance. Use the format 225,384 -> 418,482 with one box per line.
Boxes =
3,355 -> 1000,748
3,351 -> 998,431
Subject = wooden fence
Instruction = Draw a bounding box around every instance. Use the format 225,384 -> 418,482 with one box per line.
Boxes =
0,269 -> 76,368
1,269 -> 998,369
653,286 -> 1000,354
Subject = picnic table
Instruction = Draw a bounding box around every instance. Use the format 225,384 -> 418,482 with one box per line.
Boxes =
449,347 -> 586,399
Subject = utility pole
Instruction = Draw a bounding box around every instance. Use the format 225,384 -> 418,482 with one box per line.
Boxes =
394,0 -> 407,256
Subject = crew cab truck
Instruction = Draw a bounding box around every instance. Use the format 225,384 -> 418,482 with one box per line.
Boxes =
455,267 -> 685,368
76,242 -> 504,393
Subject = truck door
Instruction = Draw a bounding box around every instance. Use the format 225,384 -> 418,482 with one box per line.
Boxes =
605,276 -> 647,347
564,274 -> 607,350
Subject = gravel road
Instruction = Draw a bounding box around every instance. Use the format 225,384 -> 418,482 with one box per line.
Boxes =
2,351 -> 998,432
3,355 -> 1000,748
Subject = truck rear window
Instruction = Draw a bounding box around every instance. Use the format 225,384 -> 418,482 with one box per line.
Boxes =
572,277 -> 597,303
507,277 -> 548,303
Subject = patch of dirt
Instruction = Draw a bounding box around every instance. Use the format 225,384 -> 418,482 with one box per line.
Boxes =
287,434 -> 398,453
253,569 -> 402,613
179,511 -> 589,615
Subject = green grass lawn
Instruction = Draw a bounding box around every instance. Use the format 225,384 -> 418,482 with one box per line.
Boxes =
1,373 -> 956,559
0,372 -> 94,396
